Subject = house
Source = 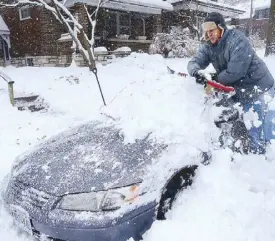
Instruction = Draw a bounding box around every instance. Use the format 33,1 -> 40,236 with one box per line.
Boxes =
0,0 -> 173,67
233,0 -> 271,39
0,0 -> 245,67
0,4 -> 68,67
166,0 -> 245,38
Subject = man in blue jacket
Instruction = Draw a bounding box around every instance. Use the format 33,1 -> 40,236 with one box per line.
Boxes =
187,12 -> 275,154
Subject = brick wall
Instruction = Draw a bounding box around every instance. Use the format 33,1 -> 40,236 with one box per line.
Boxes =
40,8 -> 67,56
1,6 -> 42,57
57,40 -> 74,56
56,4 -> 90,56
1,5 -> 68,58
73,4 -> 89,34
1,54 -> 89,67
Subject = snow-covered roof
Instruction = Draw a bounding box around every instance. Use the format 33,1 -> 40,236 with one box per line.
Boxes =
235,0 -> 270,20
170,0 -> 245,18
65,0 -> 173,14
169,0 -> 243,9
234,1 -> 252,19
0,15 -> 10,35
127,0 -> 173,10
254,0 -> 270,10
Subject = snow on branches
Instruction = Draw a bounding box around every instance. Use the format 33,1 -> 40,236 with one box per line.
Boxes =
2,0 -> 107,70
149,26 -> 200,58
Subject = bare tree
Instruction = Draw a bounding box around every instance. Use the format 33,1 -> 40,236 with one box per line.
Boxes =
265,0 -> 275,56
1,0 -> 107,105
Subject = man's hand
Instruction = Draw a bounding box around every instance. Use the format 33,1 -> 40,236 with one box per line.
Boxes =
194,70 -> 206,85
210,73 -> 218,81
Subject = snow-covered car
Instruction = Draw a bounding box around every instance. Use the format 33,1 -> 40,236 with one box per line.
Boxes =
2,120 -> 202,241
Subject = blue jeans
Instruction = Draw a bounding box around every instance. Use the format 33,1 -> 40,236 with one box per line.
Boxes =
242,87 -> 275,154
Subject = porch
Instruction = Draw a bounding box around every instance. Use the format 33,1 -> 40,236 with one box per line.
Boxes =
0,15 -> 11,66
57,0 -> 172,55
92,9 -> 163,52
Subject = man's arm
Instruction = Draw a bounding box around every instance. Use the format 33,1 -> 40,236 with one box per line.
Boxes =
218,36 -> 253,85
187,44 -> 210,77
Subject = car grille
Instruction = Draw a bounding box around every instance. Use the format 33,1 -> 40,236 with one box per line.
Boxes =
9,180 -> 52,209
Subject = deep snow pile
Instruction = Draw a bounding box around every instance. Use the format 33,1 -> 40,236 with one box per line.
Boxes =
1,52 -> 275,241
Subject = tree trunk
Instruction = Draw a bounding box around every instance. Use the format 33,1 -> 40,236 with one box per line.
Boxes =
265,0 -> 275,56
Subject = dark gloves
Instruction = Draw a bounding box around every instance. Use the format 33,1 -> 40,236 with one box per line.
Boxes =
210,73 -> 218,81
194,71 -> 206,85
194,71 -> 218,84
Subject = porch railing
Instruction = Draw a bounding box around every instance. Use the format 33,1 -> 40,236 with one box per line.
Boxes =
0,71 -> 15,106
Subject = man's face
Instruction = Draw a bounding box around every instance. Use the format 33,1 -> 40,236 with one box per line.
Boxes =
206,28 -> 222,44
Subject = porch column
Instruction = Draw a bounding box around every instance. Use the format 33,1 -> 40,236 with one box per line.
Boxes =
1,34 -> 11,65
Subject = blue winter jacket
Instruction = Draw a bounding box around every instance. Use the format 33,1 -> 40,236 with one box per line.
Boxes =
187,29 -> 274,104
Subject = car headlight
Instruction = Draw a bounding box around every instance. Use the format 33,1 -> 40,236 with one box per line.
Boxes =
58,185 -> 140,211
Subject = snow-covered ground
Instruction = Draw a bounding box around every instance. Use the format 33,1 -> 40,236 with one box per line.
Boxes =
1,51 -> 275,241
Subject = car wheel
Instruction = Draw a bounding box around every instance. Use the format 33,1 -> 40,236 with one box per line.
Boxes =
156,165 -> 197,220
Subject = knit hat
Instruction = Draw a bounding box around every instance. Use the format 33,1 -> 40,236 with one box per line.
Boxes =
202,12 -> 227,41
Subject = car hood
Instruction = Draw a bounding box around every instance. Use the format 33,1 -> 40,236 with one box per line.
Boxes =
10,121 -> 165,196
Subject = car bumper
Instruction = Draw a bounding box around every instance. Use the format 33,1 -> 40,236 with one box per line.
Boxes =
6,201 -> 157,241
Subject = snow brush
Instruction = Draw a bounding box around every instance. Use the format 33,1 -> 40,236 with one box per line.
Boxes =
167,66 -> 235,94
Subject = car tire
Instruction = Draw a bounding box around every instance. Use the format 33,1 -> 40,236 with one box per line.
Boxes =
156,165 -> 197,220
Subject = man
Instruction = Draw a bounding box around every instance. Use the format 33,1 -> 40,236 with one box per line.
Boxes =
187,12 -> 275,154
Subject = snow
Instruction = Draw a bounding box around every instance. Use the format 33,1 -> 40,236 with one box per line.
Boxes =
232,0 -> 271,20
169,0 -> 244,12
1,51 -> 275,240
234,1 -> 253,19
57,33 -> 72,42
114,47 -> 131,52
65,0 -> 173,11
127,0 -> 173,10
0,15 -> 9,34
254,0 -> 271,10
94,46 -> 108,53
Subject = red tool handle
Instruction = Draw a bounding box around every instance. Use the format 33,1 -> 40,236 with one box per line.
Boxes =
207,80 -> 235,93
176,70 -> 235,93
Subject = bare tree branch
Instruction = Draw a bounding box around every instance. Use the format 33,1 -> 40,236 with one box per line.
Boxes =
50,0 -> 91,66
0,0 -> 40,8
84,0 -> 108,52
2,0 -> 107,105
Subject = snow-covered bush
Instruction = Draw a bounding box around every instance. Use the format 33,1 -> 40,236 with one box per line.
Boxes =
149,26 -> 200,58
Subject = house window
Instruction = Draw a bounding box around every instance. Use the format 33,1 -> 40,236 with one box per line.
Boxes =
105,12 -> 117,38
104,12 -> 131,38
19,7 -> 31,21
118,13 -> 131,35
264,8 -> 270,18
255,8 -> 270,19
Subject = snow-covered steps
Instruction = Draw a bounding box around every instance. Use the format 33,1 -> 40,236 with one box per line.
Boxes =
14,95 -> 49,112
